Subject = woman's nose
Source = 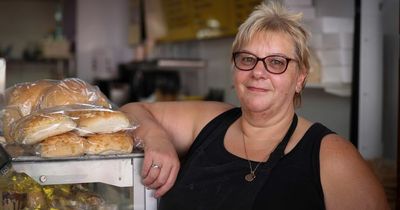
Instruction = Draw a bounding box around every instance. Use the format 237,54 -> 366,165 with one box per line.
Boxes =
251,60 -> 268,78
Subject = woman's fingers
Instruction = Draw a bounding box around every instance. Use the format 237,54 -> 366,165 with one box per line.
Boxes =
146,163 -> 170,189
141,155 -> 154,178
141,156 -> 180,198
154,163 -> 179,198
142,163 -> 162,186
141,140 -> 180,197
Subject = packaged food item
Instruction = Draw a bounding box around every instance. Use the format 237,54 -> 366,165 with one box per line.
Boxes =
1,179 -> 107,210
43,184 -> 105,210
1,78 -> 139,158
2,191 -> 27,210
1,171 -> 40,210
5,80 -> 55,117
39,78 -> 112,110
2,106 -> 22,143
2,80 -> 55,143
36,132 -> 85,158
26,185 -> 48,209
85,132 -> 134,155
69,109 -> 131,136
11,112 -> 77,145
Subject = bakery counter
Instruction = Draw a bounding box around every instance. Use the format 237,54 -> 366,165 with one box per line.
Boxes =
1,146 -> 157,210
0,74 -> 157,208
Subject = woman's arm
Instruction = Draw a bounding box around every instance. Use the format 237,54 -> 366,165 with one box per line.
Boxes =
119,101 -> 232,197
320,134 -> 390,210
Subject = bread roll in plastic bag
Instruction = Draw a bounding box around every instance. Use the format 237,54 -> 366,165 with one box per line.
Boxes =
1,78 -> 139,158
4,79 -> 55,116
27,105 -> 138,157
39,78 -> 113,110
85,131 -> 134,155
10,111 -> 77,145
67,106 -> 135,136
2,106 -> 22,143
36,132 -> 85,158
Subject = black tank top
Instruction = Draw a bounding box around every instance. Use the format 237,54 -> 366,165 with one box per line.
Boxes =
159,108 -> 334,210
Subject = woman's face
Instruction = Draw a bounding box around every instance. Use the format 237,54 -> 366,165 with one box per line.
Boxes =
233,31 -> 306,114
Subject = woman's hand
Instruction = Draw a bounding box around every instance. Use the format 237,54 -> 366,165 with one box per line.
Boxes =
120,101 -> 230,198
141,136 -> 180,198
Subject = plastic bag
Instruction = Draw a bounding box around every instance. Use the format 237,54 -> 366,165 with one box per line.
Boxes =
4,79 -> 55,117
39,78 -> 113,110
1,78 -> 139,157
2,78 -> 114,143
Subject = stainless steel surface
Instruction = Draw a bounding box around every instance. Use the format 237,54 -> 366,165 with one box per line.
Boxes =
0,58 -> 5,96
12,153 -> 143,162
12,153 -> 143,187
14,158 -> 133,186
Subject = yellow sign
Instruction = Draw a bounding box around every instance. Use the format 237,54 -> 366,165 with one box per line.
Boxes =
158,0 -> 261,42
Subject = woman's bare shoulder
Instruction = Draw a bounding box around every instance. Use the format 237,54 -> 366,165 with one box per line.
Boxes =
319,134 -> 369,179
320,134 -> 389,210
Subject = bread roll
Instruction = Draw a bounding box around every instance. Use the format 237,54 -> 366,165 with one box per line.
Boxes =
12,113 -> 77,145
70,110 -> 130,136
2,107 -> 22,143
85,132 -> 133,155
38,132 -> 85,158
40,78 -> 112,109
6,80 -> 54,116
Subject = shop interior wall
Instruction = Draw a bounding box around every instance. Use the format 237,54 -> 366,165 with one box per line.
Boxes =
0,0 -> 396,160
75,0 -> 398,160
381,0 -> 399,160
0,1 -> 56,59
0,0 -> 58,86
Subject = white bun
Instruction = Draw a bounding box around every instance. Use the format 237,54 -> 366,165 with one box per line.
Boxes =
40,78 -> 111,109
7,80 -> 54,116
71,110 -> 130,136
38,132 -> 85,157
13,113 -> 77,145
85,132 -> 133,155
2,107 -> 22,143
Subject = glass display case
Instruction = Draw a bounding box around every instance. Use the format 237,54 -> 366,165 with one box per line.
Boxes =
0,58 -> 157,209
0,145 -> 157,210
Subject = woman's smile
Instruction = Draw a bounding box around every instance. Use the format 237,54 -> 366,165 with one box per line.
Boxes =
247,85 -> 269,92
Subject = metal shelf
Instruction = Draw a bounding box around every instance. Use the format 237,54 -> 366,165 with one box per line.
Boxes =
10,152 -> 157,210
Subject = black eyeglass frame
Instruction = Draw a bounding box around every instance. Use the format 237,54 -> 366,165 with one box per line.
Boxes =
232,51 -> 298,74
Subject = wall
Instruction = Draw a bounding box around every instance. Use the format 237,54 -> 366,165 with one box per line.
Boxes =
0,0 -> 56,59
76,0 -> 133,82
75,0 -> 397,159
152,0 -> 354,139
381,0 -> 399,159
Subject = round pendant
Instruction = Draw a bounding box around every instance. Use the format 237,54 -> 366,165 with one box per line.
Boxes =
245,173 -> 255,182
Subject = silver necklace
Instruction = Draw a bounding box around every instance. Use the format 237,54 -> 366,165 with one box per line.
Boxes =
241,114 -> 298,182
242,133 -> 265,182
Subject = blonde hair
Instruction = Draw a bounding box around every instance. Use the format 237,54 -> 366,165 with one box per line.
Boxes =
232,0 -> 311,107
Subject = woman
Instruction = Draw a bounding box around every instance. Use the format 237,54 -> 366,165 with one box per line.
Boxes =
120,1 -> 389,209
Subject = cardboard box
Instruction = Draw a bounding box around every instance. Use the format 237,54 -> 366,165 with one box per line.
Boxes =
310,33 -> 353,49
321,66 -> 352,84
304,17 -> 354,33
316,49 -> 353,66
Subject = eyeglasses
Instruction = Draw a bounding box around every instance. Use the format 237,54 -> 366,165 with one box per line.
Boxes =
232,51 -> 297,74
